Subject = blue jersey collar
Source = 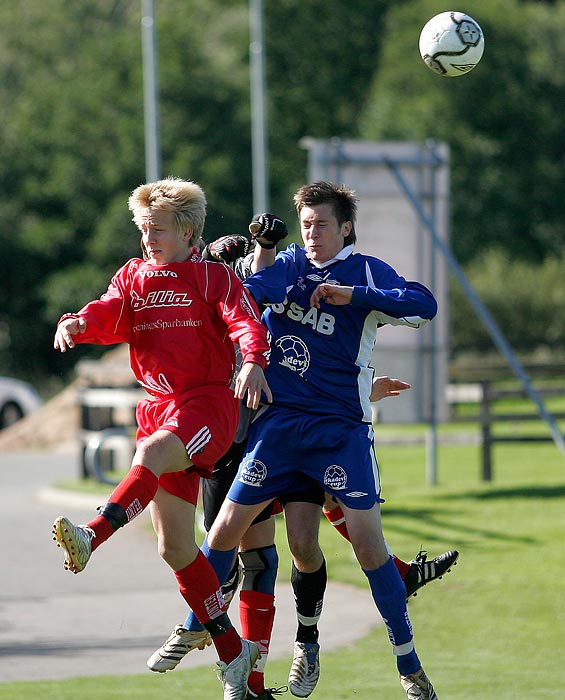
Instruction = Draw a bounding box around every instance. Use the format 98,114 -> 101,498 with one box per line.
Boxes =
306,244 -> 354,269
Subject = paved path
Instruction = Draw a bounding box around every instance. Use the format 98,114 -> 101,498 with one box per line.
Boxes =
0,445 -> 379,683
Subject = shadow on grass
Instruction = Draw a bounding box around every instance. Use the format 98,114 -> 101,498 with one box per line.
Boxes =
381,505 -> 537,545
435,483 -> 565,501
0,635 -> 166,659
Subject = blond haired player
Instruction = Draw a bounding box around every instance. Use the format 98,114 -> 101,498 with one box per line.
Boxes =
52,177 -> 270,700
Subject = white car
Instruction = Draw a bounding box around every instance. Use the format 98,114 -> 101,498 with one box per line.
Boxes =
0,377 -> 42,429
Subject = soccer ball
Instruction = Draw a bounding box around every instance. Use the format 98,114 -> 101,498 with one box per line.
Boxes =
419,11 -> 485,77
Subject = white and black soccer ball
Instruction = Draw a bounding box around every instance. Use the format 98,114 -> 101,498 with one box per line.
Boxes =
419,11 -> 485,77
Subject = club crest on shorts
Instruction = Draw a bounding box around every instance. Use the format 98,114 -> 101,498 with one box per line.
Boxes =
239,458 -> 268,487
323,464 -> 348,490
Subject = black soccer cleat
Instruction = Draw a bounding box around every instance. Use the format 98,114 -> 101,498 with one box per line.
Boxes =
404,549 -> 459,599
246,687 -> 288,700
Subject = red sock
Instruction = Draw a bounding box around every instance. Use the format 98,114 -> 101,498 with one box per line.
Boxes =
87,465 -> 159,552
87,515 -> 114,552
323,504 -> 411,580
175,551 -> 242,664
239,590 -> 276,695
393,555 -> 411,579
323,503 -> 351,542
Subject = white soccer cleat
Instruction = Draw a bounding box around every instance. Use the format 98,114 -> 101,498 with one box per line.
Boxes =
52,516 -> 94,573
216,639 -> 260,700
400,666 -> 438,700
288,641 -> 320,697
147,626 -> 212,672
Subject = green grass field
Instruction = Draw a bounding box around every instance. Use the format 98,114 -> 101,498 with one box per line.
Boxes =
2,437 -> 564,699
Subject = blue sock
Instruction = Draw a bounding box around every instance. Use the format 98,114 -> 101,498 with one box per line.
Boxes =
182,537 -> 238,631
364,556 -> 420,676
183,609 -> 204,631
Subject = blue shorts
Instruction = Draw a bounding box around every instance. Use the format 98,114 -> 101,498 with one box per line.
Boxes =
226,404 -> 381,510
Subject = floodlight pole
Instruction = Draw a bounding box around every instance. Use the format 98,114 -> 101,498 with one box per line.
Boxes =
141,0 -> 161,181
249,0 -> 270,213
423,142 -> 439,485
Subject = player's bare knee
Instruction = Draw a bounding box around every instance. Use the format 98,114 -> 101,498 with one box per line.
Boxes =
288,538 -> 324,571
157,534 -> 198,570
352,541 -> 390,571
133,430 -> 190,475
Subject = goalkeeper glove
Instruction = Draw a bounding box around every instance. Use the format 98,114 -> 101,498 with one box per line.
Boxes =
249,213 -> 288,249
202,234 -> 251,264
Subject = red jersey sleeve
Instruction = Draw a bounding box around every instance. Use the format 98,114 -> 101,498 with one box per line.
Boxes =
204,262 -> 270,368
63,260 -> 139,346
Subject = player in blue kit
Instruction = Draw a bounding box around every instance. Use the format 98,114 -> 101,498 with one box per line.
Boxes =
204,182 -> 441,700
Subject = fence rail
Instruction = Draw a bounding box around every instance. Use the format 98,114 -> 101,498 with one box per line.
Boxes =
448,380 -> 565,480
75,357 -> 565,485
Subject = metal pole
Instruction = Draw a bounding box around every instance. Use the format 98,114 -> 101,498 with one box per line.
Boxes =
141,0 -> 161,182
385,158 -> 565,463
249,0 -> 269,213
424,141 -> 438,485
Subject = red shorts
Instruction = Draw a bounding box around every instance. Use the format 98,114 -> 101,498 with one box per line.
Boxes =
136,385 -> 239,504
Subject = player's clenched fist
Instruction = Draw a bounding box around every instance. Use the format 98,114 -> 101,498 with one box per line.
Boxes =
54,316 -> 87,352
202,234 -> 251,264
248,213 -> 288,249
310,283 -> 354,309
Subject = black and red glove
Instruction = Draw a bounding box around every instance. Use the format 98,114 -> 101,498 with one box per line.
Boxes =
202,234 -> 251,264
248,213 -> 288,249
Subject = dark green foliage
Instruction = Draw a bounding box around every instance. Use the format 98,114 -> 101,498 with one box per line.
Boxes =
0,0 -> 563,383
450,251 -> 565,355
359,0 -> 565,265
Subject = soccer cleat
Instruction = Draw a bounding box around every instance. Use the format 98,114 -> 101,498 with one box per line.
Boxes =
404,549 -> 459,599
147,626 -> 212,672
246,687 -> 288,700
52,516 -> 94,573
400,666 -> 438,700
217,639 -> 260,700
288,642 -> 320,698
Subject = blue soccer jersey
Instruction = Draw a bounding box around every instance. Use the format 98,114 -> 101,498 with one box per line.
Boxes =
244,243 -> 437,423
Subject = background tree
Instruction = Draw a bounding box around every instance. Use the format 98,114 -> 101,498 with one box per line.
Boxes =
358,0 -> 565,264
357,0 -> 565,363
0,0 -> 563,389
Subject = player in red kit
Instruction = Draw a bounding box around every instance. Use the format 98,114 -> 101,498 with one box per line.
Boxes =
52,177 -> 270,700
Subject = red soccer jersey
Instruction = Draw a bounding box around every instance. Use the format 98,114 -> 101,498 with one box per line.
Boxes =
67,256 -> 270,398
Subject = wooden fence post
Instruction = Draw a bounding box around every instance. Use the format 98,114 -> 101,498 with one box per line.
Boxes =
480,381 -> 493,481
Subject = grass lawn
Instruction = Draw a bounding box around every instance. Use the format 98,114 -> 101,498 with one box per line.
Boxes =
2,438 -> 564,699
